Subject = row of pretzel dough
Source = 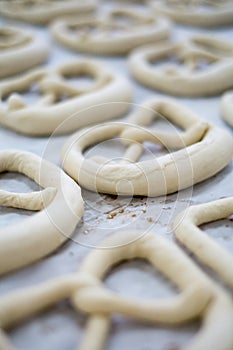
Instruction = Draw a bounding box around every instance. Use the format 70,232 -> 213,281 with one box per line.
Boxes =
1,103 -> 232,275
0,0 -> 98,25
1,25 -> 233,101
50,7 -> 171,55
0,196 -> 233,349
0,0 -> 232,27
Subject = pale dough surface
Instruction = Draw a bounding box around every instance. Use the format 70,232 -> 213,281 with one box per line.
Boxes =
0,59 -> 132,136
128,36 -> 233,96
0,26 -> 49,78
0,0 -> 98,25
221,90 -> 233,127
0,6 -> 232,350
0,232 -> 233,350
0,150 -> 84,276
51,6 -> 171,55
149,0 -> 233,27
61,98 -> 233,196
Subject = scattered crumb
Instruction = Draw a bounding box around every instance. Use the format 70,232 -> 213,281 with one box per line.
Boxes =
131,213 -> 137,217
107,214 -> 115,219
147,217 -> 153,222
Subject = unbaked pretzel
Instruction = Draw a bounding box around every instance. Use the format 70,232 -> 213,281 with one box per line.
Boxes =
0,26 -> 49,78
149,0 -> 233,27
0,59 -> 132,136
0,231 -> 233,350
221,90 -> 233,128
0,0 -> 98,25
51,7 -> 171,55
0,149 -> 84,276
128,35 -> 233,96
173,197 -> 233,288
61,98 -> 233,197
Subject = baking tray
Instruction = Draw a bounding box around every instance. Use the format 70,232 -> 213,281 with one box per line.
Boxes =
0,3 -> 232,350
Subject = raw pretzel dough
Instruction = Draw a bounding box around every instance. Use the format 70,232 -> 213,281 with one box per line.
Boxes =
149,0 -> 233,27
221,90 -> 233,128
173,197 -> 233,288
51,7 -> 171,55
0,26 -> 49,78
0,149 -> 84,276
0,0 -> 98,25
128,36 -> 233,96
0,59 -> 132,136
61,98 -> 233,197
0,232 -> 233,350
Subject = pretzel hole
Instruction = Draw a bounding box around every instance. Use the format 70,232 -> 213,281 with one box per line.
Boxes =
20,83 -> 43,105
200,218 -> 233,255
148,55 -> 183,69
1,78 -> 46,108
85,138 -> 126,162
8,301 -> 83,350
0,172 -> 41,227
109,319 -> 199,350
61,72 -> 96,91
105,259 -> 200,349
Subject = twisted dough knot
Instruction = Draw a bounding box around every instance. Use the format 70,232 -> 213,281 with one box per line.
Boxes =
0,0 -> 97,25
1,232 -> 233,350
128,35 -> 233,96
62,98 -> 233,197
0,59 -> 132,135
0,149 -> 84,275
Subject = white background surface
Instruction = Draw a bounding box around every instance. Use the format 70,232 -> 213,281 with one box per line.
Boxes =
0,2 -> 233,349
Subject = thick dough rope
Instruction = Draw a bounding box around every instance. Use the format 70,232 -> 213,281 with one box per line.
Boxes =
149,0 -> 233,27
221,90 -> 233,128
0,26 -> 49,78
0,149 -> 84,276
50,7 -> 171,55
0,232 -> 233,350
61,98 -> 233,197
0,0 -> 98,25
128,35 -> 233,96
0,59 -> 132,136
173,197 -> 233,288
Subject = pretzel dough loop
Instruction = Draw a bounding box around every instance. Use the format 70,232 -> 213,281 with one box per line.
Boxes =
0,59 -> 132,135
0,232 -> 233,350
0,26 -> 49,78
51,7 -> 171,55
0,150 -> 84,275
128,36 -> 233,96
0,0 -> 98,24
62,99 -> 233,197
174,197 -> 233,288
220,90 -> 233,128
